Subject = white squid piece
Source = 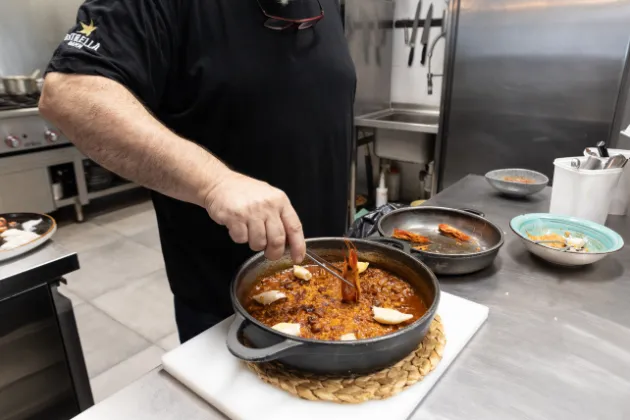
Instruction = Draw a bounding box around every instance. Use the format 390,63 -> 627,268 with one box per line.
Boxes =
372,307 -> 413,325
0,229 -> 40,250
293,265 -> 312,281
1,229 -> 34,238
566,236 -> 587,250
22,219 -> 43,232
271,322 -> 301,337
252,290 -> 287,305
340,333 -> 357,341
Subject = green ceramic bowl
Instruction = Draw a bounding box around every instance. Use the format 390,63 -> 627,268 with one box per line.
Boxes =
510,213 -> 624,266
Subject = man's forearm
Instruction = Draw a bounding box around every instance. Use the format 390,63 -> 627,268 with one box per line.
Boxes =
39,73 -> 229,207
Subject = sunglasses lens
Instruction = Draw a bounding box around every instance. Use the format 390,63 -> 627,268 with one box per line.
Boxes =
298,21 -> 315,30
264,18 -> 293,30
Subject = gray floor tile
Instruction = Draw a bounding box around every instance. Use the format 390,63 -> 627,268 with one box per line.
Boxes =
129,227 -> 162,252
87,193 -> 152,218
157,332 -> 180,352
91,202 -> 158,237
58,284 -> 85,307
90,345 -> 164,403
91,269 -> 176,342
64,239 -> 164,300
53,222 -> 123,253
73,303 -> 150,378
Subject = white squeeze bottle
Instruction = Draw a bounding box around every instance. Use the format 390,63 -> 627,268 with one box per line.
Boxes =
375,170 -> 388,207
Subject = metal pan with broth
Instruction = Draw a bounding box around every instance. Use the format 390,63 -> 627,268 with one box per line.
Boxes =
384,213 -> 492,256
377,207 -> 504,275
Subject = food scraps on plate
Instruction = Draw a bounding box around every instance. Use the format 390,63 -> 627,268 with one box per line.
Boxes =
0,217 -> 43,251
527,231 -> 589,252
503,176 -> 535,184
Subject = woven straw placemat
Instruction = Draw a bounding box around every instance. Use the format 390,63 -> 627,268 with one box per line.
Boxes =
246,315 -> 446,404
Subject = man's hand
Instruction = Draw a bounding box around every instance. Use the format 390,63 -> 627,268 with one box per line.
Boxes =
204,171 -> 306,262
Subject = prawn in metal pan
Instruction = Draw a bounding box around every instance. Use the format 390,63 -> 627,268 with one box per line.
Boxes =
438,224 -> 471,242
392,228 -> 431,244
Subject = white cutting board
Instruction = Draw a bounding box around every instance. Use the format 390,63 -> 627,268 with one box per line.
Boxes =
162,292 -> 488,420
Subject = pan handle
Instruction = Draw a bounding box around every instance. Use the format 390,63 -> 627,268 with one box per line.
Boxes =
369,237 -> 433,265
459,208 -> 485,218
226,313 -> 303,362
368,236 -> 411,253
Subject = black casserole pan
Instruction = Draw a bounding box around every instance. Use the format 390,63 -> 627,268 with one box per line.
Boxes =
227,237 -> 440,376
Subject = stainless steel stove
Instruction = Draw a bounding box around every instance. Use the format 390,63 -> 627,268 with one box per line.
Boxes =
0,92 -> 138,220
0,92 -> 78,215
0,93 -> 71,157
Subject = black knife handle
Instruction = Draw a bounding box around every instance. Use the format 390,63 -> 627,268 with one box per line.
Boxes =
597,141 -> 609,158
420,44 -> 427,65
408,48 -> 415,66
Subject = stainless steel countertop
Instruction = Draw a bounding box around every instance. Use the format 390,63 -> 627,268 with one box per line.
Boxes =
73,175 -> 630,420
0,241 -> 79,300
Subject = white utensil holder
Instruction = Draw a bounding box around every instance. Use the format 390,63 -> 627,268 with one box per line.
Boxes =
550,157 -> 623,225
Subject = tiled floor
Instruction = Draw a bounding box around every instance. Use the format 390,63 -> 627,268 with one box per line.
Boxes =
53,191 -> 180,403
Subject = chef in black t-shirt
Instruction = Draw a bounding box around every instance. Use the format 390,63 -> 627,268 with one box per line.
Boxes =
41,0 -> 355,342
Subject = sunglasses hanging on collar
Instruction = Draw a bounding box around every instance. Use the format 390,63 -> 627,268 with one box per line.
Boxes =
256,0 -> 324,31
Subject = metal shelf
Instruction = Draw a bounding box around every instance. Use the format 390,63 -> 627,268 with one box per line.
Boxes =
54,197 -> 77,208
55,182 -> 139,207
86,182 -> 138,200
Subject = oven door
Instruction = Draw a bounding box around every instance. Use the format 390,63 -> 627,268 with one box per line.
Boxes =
0,284 -> 81,420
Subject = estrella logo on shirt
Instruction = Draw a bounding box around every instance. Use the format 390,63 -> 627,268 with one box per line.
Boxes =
64,20 -> 100,52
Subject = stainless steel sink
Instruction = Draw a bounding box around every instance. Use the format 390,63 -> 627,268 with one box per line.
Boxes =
354,107 -> 439,164
355,108 -> 439,134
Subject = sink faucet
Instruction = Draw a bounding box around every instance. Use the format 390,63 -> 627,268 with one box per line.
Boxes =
427,31 -> 446,95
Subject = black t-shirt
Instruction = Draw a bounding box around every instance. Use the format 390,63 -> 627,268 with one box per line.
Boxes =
47,0 -> 356,316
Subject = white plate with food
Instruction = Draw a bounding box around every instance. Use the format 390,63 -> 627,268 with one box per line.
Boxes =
0,213 -> 57,262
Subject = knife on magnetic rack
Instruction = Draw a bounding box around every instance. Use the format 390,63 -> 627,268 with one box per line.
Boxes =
408,0 -> 423,66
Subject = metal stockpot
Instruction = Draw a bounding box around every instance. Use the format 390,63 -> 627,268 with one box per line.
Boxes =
1,70 -> 42,96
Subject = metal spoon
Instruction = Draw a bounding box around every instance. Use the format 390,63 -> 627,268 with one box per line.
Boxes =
581,155 -> 606,170
584,147 -> 598,157
603,154 -> 628,170
571,158 -> 581,170
304,250 -> 356,289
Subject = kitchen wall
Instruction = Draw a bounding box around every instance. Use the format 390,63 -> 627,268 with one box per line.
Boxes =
354,0 -> 447,203
390,0 -> 446,106
0,0 -> 83,75
391,0 -> 446,201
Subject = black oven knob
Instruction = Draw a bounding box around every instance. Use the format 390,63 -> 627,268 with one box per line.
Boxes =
5,135 -> 20,148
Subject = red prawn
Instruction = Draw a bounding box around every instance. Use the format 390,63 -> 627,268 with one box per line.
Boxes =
341,240 -> 361,303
